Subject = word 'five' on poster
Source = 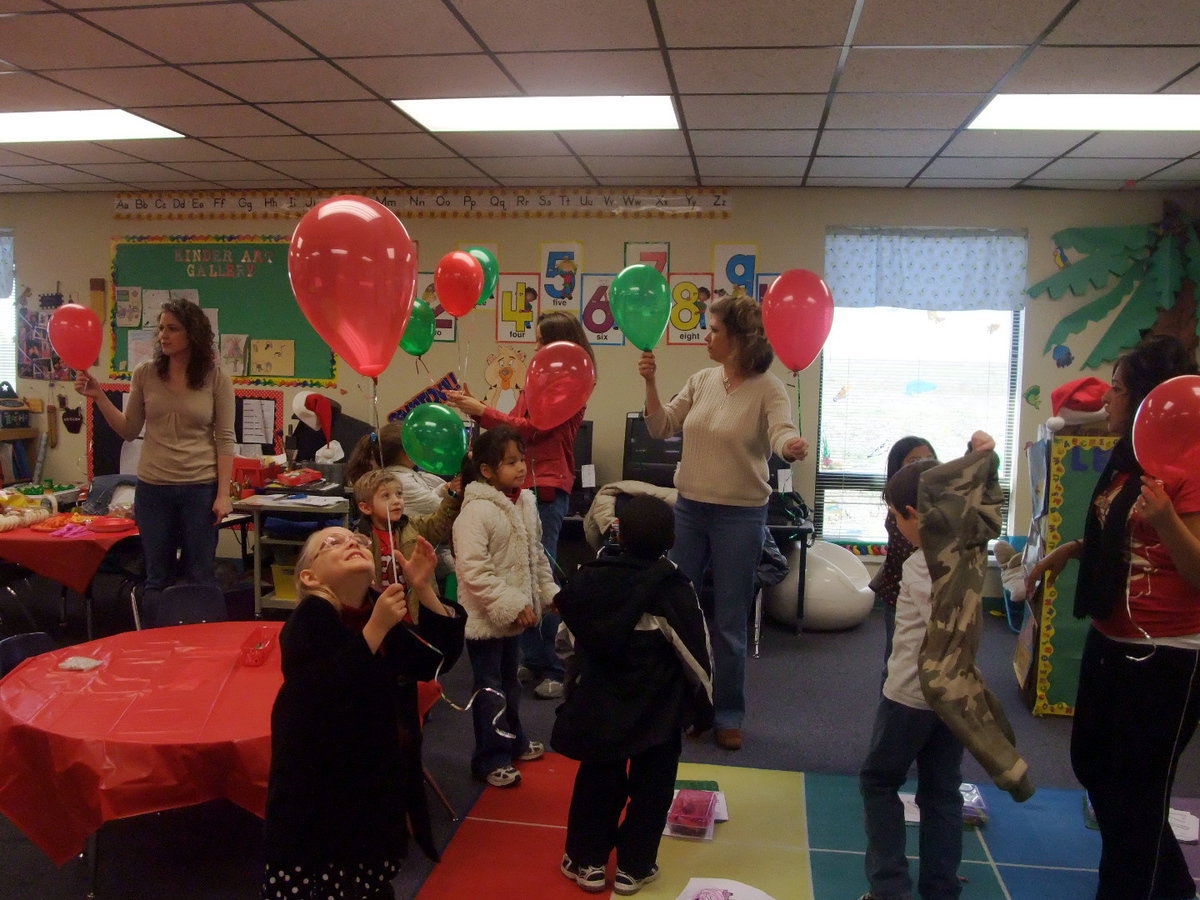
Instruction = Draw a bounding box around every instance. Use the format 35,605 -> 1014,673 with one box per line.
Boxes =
579,273 -> 623,346
668,273 -> 714,346
416,272 -> 457,343
496,273 -> 540,343
540,242 -> 582,312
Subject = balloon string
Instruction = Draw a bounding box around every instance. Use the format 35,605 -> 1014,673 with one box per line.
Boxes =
794,373 -> 803,435
458,339 -> 470,390
366,376 -> 402,588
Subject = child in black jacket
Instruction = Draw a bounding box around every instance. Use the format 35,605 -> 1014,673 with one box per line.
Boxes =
552,495 -> 714,896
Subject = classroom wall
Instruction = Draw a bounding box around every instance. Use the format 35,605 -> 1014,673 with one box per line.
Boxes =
0,186 -> 1170,535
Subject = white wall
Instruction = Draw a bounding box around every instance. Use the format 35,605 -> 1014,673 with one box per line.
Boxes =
0,186 -> 1170,534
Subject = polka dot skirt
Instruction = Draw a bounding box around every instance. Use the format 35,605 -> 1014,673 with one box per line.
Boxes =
261,858 -> 401,900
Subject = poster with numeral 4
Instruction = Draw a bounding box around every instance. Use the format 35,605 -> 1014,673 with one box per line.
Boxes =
415,273 -> 457,343
496,273 -> 541,343
579,273 -> 622,346
668,273 -> 713,346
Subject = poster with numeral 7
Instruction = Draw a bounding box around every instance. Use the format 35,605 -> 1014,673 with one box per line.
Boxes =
496,273 -> 541,343
579,273 -> 623,346
667,273 -> 714,346
623,241 -> 670,275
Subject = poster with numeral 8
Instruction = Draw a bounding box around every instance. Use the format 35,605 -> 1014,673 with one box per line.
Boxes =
578,272 -> 622,346
495,273 -> 541,343
667,273 -> 714,346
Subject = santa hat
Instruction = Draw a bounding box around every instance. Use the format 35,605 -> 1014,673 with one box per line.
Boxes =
1047,376 -> 1110,433
292,391 -> 337,444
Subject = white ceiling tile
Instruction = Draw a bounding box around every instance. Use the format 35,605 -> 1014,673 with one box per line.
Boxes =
0,13 -> 156,68
206,136 -> 347,160
81,6 -> 313,64
941,130 -> 1093,157
260,101 -> 418,135
0,185 -> 56,192
0,142 -> 138,165
562,131 -> 690,155
52,0 -> 221,7
1070,133 -> 1200,158
1035,157 -> 1171,179
499,51 -> 670,95
691,130 -> 817,156
1051,0 -> 1200,44
439,133 -> 571,157
809,156 -> 926,178
0,148 -> 46,164
338,55 -> 517,100
711,177 -> 811,186
95,139 -> 239,162
596,175 -> 698,186
320,133 -> 456,158
400,177 -> 500,186
42,66 -> 235,107
1163,68 -> 1200,93
1145,159 -> 1200,180
367,158 -> 487,178
840,48 -> 1022,93
255,0 -> 481,56
681,94 -> 826,129
453,0 -> 654,52
163,160 -> 296,181
0,72 -> 108,111
0,1 -> 53,11
215,179 -> 317,188
476,156 -> 588,178
804,176 -> 912,186
581,156 -> 694,177
130,105 -> 300,137
659,0 -> 853,46
698,156 -> 810,178
498,176 -> 598,186
0,165 -> 104,183
911,178 -> 1023,188
818,129 -> 953,156
1004,47 -> 1200,93
826,93 -> 984,129
51,182 -> 137,191
59,161 -> 186,181
183,61 -> 373,103
853,0 -> 1058,44
125,180 -> 224,190
671,48 -> 839,94
264,159 -> 384,179
1022,178 -> 1130,190
920,156 -> 1053,178
303,178 -> 403,188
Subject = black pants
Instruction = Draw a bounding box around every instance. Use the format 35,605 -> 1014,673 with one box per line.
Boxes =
564,736 -> 681,879
1071,627 -> 1200,900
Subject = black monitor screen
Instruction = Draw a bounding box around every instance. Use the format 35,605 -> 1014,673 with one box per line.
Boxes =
622,413 -> 682,488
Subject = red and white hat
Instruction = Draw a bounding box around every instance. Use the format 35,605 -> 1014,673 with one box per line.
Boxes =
292,391 -> 337,444
1047,376 -> 1110,432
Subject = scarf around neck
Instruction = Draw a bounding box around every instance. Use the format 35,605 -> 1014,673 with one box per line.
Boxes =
1074,437 -> 1141,620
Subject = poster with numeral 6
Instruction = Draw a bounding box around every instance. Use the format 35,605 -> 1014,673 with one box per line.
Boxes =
667,273 -> 714,346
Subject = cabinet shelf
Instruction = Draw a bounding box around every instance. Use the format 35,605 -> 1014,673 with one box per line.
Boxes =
0,427 -> 37,441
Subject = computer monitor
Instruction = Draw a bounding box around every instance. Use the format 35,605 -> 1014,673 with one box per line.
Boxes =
622,413 -> 682,488
568,420 -> 594,515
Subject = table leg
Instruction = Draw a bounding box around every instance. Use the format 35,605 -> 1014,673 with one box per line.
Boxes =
252,510 -> 263,618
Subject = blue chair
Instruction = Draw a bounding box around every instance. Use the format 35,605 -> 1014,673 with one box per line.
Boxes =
0,631 -> 56,677
148,584 -> 229,629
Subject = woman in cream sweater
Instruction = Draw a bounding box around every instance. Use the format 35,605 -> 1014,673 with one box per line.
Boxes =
637,291 -> 807,751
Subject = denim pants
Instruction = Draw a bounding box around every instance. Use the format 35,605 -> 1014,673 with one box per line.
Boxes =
520,489 -> 569,681
467,636 -> 529,776
134,481 -> 219,596
860,696 -> 964,900
670,495 -> 766,730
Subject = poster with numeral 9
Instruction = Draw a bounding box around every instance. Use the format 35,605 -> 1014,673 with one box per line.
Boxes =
415,272 -> 457,343
578,273 -> 622,346
496,273 -> 541,343
667,273 -> 714,346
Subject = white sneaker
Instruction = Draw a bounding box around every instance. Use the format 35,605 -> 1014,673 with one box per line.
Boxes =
613,865 -> 659,895
484,765 -> 521,788
516,740 -> 545,761
535,679 -> 564,699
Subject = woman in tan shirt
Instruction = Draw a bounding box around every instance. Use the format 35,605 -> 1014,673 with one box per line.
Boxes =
76,298 -> 235,606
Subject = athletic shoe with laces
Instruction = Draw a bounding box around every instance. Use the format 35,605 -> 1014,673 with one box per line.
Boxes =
534,678 -> 564,699
516,739 -> 545,761
560,854 -> 606,893
613,865 -> 659,895
484,765 -> 521,788
517,665 -> 534,683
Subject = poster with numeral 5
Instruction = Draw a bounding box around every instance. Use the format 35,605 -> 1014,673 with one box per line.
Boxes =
578,273 -> 623,346
496,273 -> 540,343
415,272 -> 457,343
667,273 -> 714,346
541,242 -> 582,313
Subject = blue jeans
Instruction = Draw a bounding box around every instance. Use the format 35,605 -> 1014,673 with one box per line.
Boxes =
670,496 -> 766,730
860,696 -> 964,900
467,636 -> 529,776
520,489 -> 569,681
134,481 -> 219,596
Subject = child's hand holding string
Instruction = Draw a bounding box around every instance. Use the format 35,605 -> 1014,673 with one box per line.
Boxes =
362,582 -> 409,652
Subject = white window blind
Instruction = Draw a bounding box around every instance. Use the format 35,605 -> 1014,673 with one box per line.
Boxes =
0,232 -> 14,385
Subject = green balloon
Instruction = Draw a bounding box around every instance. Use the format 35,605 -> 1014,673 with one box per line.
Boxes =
610,264 -> 670,351
399,297 -> 436,356
468,247 -> 499,306
401,403 -> 468,476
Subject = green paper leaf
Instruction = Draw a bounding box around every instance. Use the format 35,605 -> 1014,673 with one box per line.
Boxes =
1146,235 -> 1184,310
1052,224 -> 1155,255
1184,225 -> 1200,285
1043,266 -> 1139,352
1084,272 -> 1170,369
1026,249 -> 1141,299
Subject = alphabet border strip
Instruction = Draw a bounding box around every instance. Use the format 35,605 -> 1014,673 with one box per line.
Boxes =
114,188 -> 733,220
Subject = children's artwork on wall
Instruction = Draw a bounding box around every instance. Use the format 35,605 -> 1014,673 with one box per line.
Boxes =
668,272 -> 713,346
713,244 -> 758,296
623,241 -> 670,275
496,273 -> 540,343
250,339 -> 295,377
17,288 -> 73,381
541,242 -> 582,311
141,289 -> 169,329
484,349 -> 528,415
220,334 -> 249,376
416,273 -> 457,343
578,273 -> 623,346
126,331 -> 155,370
114,287 -> 142,327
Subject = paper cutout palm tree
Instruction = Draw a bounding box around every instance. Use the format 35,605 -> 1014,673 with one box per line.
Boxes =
1027,204 -> 1200,369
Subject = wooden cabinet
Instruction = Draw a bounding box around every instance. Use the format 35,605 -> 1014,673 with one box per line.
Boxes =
0,427 -> 39,484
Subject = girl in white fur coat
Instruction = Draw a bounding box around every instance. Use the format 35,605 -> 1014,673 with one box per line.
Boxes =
454,425 -> 559,788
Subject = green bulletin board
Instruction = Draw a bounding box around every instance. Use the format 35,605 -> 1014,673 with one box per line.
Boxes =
109,236 -> 335,386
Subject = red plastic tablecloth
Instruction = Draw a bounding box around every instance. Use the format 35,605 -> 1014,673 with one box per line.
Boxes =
0,621 -> 283,864
0,526 -> 140,594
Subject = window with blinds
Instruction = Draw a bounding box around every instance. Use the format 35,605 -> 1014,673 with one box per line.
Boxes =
0,231 -> 14,385
815,228 -> 1026,541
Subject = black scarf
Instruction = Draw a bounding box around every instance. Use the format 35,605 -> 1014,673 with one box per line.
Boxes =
1074,437 -> 1141,620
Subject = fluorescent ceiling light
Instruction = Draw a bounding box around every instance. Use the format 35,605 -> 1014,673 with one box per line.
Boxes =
393,95 -> 678,132
0,109 -> 182,142
970,94 -> 1200,131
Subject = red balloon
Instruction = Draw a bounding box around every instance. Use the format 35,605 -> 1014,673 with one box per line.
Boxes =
434,251 -> 485,318
48,303 -> 102,370
288,195 -> 418,379
525,341 -> 596,430
1133,375 -> 1200,480
761,269 -> 834,372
